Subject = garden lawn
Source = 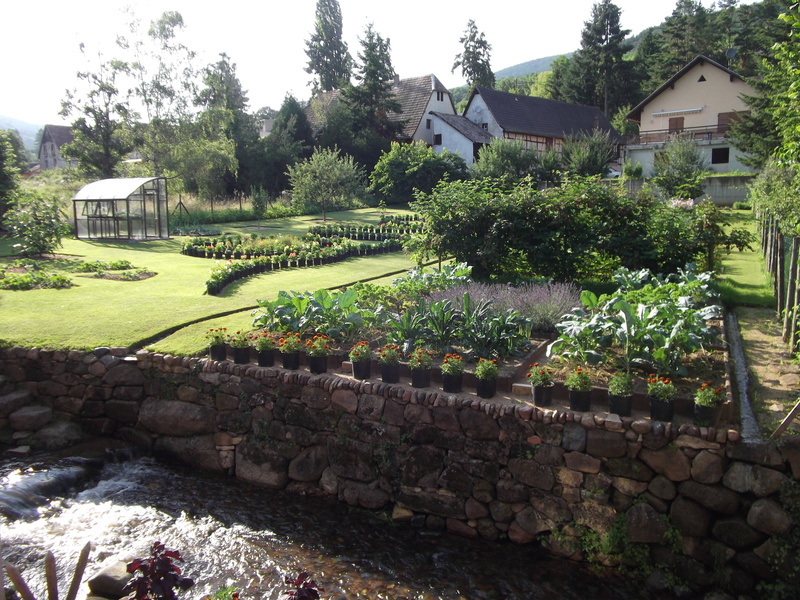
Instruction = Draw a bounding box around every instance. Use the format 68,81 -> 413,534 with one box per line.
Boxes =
717,209 -> 774,308
0,214 -> 418,353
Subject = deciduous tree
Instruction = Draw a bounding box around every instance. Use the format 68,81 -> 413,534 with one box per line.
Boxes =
370,141 -> 467,203
287,146 -> 368,220
60,46 -> 134,178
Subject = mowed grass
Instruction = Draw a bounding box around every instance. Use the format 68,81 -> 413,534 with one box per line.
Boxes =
716,210 -> 775,308
0,208 -> 418,353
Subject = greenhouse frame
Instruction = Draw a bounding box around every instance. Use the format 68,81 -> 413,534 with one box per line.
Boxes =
72,177 -> 169,240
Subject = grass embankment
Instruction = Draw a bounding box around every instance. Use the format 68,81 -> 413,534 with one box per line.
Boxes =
0,208 -> 417,354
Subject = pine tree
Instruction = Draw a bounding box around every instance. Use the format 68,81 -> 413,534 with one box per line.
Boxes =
655,0 -> 717,81
304,0 -> 352,92
452,20 -> 495,90
548,1 -> 641,116
343,23 -> 404,140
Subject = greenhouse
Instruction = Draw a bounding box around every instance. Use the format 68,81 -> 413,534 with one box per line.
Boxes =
72,177 -> 169,240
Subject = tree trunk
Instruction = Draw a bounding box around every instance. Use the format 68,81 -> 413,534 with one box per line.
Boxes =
783,237 -> 799,343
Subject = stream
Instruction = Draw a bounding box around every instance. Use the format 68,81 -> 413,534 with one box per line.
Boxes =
0,453 -> 659,600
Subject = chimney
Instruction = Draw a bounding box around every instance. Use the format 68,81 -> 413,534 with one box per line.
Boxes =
393,74 -> 400,88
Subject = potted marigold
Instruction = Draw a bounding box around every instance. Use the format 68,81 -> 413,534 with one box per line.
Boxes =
474,358 -> 499,399
349,341 -> 373,380
227,330 -> 251,365
205,327 -> 228,361
377,344 -> 402,383
278,332 -> 303,370
647,375 -> 676,421
565,366 -> 592,412
440,353 -> 464,393
250,330 -> 276,367
527,362 -> 554,407
305,334 -> 331,374
694,382 -> 724,426
607,372 -> 634,417
408,347 -> 434,388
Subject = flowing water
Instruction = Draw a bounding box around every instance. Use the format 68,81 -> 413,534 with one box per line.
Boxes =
0,453 -> 655,600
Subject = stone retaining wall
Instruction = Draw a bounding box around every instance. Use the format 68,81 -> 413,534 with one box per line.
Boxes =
1,346 -> 799,596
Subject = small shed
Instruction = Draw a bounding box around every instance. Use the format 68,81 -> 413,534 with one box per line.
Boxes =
72,177 -> 169,240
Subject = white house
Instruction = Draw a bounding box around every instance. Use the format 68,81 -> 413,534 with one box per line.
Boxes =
431,86 -> 622,165
625,55 -> 757,176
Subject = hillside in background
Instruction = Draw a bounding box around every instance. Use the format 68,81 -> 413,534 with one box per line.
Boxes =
494,53 -> 570,80
1,116 -> 42,153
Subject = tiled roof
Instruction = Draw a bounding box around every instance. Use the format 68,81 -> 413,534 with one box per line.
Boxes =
388,74 -> 450,139
304,75 -> 451,139
469,87 -> 623,142
431,112 -> 494,144
42,124 -> 74,148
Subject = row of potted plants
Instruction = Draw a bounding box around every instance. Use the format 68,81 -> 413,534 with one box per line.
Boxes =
205,328 -> 503,398
527,363 -> 726,425
306,222 -> 422,240
204,241 -> 401,295
184,233 -> 403,261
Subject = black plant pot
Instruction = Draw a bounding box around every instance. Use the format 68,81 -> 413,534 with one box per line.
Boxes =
352,360 -> 372,380
442,372 -> 463,393
694,403 -> 719,426
281,351 -> 300,370
609,394 -> 633,417
411,368 -> 431,388
532,385 -> 554,407
209,344 -> 226,362
381,363 -> 400,384
309,355 -> 328,374
649,396 -> 674,422
569,390 -> 592,412
476,378 -> 496,399
232,347 -> 250,365
257,350 -> 274,367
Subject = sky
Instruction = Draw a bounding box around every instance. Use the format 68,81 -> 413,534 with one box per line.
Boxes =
1,0 -> 761,126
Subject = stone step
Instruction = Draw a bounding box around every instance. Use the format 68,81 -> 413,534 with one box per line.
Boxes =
0,389 -> 33,418
0,374 -> 13,395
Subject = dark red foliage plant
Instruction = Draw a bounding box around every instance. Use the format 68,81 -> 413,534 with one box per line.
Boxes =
125,541 -> 195,600
284,571 -> 324,599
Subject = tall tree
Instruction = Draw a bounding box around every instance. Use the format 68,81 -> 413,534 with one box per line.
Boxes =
452,20 -> 495,90
344,23 -> 404,140
562,1 -> 639,116
655,0 -> 716,81
0,131 -> 19,220
305,0 -> 352,92
257,95 -> 314,197
118,10 -> 196,176
60,46 -> 134,178
196,53 -> 258,195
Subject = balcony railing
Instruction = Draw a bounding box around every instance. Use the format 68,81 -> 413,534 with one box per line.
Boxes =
626,125 -> 731,146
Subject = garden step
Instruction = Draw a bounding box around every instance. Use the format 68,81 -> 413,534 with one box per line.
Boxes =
0,389 -> 33,418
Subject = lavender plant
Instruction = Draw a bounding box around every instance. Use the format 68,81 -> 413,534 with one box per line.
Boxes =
428,280 -> 580,332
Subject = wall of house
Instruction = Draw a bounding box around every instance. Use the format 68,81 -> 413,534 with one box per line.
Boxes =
433,119 -> 479,165
638,62 -> 753,134
626,142 -> 755,178
414,92 -> 456,145
2,346 -> 798,597
619,174 -> 755,205
464,95 -> 503,139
